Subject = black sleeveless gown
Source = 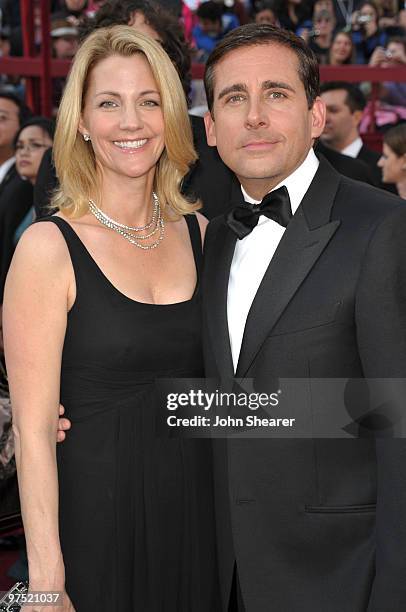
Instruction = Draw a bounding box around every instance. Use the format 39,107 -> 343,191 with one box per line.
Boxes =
38,215 -> 219,612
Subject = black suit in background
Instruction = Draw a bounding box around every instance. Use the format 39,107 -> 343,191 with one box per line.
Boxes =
0,164 -> 33,303
202,156 -> 406,612
316,141 -> 376,185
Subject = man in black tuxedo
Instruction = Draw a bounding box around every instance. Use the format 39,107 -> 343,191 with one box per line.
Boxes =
202,24 -> 406,612
319,81 -> 394,191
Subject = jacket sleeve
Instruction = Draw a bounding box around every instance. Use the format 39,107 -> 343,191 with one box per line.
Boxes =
355,203 -> 406,611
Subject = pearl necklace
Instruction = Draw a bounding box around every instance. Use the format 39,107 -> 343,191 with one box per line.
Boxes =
88,192 -> 165,250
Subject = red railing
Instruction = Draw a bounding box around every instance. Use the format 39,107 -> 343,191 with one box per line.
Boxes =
0,0 -> 405,132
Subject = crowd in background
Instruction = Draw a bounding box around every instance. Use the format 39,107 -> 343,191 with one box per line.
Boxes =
0,1 -> 405,328
0,0 -> 405,586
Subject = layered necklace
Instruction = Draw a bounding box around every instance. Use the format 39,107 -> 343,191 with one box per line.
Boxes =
88,192 -> 164,250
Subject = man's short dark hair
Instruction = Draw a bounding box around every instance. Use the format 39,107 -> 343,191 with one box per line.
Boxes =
196,1 -> 223,23
80,0 -> 192,101
204,24 -> 320,115
320,81 -> 366,113
0,89 -> 33,126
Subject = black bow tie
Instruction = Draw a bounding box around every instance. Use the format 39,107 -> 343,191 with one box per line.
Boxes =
226,185 -> 293,239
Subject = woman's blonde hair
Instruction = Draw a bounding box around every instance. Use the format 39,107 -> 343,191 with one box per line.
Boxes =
52,25 -> 199,217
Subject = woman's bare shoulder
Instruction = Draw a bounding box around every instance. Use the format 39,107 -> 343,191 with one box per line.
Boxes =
13,217 -> 71,271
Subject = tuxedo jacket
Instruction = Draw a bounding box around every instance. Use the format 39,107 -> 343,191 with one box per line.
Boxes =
0,163 -> 33,303
202,156 -> 406,612
316,141 -> 376,185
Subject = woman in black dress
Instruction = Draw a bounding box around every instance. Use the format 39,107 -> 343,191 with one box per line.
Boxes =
4,26 -> 219,611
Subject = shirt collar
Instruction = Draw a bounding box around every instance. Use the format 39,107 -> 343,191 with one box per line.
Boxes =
241,148 -> 319,216
0,156 -> 15,184
340,136 -> 363,158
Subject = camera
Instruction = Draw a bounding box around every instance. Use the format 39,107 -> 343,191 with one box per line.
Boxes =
357,14 -> 373,24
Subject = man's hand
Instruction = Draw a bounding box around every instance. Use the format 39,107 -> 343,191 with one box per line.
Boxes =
57,405 -> 71,442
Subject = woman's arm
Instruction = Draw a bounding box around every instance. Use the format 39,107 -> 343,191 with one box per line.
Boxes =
3,221 -> 72,592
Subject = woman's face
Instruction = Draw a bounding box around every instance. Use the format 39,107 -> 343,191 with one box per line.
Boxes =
378,143 -> 406,183
79,54 -> 165,186
314,11 -> 334,35
15,125 -> 52,184
331,33 -> 353,63
359,3 -> 378,26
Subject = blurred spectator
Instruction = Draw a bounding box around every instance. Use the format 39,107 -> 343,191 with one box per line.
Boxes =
53,0 -> 90,25
51,18 -> 79,59
378,123 -> 406,197
300,8 -> 336,64
332,0 -> 364,29
278,0 -> 313,32
351,1 -> 388,62
0,24 -> 22,94
328,29 -> 355,63
369,37 -> 406,105
13,117 -> 54,241
14,119 -> 54,182
193,1 -> 239,62
0,25 -> 10,57
253,0 -> 280,26
82,0 -> 192,101
51,18 -> 79,114
320,81 -> 390,188
222,0 -> 250,25
0,91 -> 33,321
377,0 -> 403,32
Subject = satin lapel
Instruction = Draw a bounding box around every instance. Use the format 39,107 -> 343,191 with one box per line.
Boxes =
236,156 -> 342,378
205,221 -> 238,380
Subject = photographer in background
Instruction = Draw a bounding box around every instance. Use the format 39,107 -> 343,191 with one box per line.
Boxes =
300,8 -> 336,64
351,0 -> 388,62
369,37 -> 406,106
253,0 -> 280,26
192,1 -> 239,62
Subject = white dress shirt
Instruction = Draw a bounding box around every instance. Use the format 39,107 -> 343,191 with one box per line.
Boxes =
340,137 -> 363,159
0,156 -> 15,185
227,149 -> 320,371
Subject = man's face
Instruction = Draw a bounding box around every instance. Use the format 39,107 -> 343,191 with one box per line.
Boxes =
199,17 -> 222,36
321,89 -> 360,147
204,44 -> 325,199
0,97 -> 19,151
53,35 -> 78,59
